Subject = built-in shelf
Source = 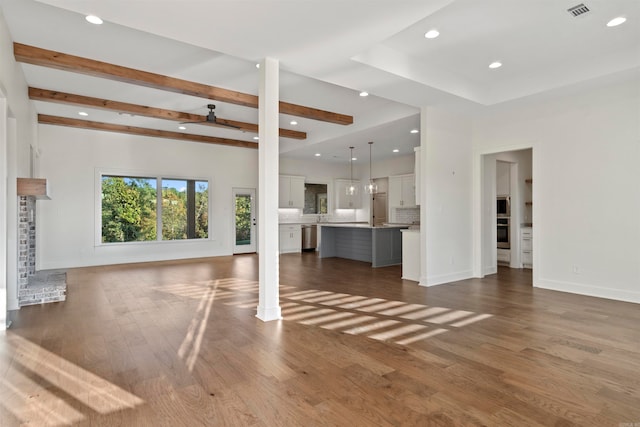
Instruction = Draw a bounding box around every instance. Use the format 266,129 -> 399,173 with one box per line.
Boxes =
17,178 -> 50,199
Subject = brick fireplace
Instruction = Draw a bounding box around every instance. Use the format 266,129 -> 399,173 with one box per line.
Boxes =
17,178 -> 66,306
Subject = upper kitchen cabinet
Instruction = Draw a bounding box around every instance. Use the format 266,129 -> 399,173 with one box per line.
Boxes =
388,174 -> 416,208
334,179 -> 361,209
496,161 -> 510,196
279,175 -> 305,208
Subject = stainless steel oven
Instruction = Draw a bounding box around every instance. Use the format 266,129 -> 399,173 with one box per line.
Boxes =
497,196 -> 510,217
497,217 -> 510,249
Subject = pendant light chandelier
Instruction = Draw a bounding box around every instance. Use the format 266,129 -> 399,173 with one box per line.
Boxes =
346,146 -> 358,196
365,141 -> 378,194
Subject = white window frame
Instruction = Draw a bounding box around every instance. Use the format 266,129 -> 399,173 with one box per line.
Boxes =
95,168 -> 212,246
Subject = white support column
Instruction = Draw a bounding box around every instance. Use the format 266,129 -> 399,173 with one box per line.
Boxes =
256,57 -> 282,322
418,106 -> 428,287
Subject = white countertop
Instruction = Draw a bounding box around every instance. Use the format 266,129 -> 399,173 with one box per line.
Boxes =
319,223 -> 409,229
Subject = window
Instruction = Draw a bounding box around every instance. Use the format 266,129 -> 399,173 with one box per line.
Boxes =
161,179 -> 209,240
303,183 -> 328,214
101,175 -> 209,243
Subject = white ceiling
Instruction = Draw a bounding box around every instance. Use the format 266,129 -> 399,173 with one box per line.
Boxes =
1,0 -> 638,163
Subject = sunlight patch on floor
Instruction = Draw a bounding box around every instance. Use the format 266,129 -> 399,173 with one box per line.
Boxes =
157,279 -> 494,349
3,333 -> 144,425
298,311 -> 354,326
320,314 -> 378,330
278,288 -> 494,347
395,328 -> 449,345
177,286 -> 217,371
368,323 -> 428,341
343,319 -> 401,335
0,367 -> 85,426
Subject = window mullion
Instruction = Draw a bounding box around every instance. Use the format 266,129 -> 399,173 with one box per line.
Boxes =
186,180 -> 196,239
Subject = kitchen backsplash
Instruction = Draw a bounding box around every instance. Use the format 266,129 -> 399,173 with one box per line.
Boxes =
394,207 -> 420,224
279,208 -> 358,224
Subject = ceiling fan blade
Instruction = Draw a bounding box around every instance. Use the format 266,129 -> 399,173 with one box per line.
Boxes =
179,120 -> 208,125
214,119 -> 241,129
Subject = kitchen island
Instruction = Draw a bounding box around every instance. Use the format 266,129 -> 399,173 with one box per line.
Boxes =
318,223 -> 408,267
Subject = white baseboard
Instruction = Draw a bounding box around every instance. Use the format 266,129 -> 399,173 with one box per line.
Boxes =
536,278 -> 640,304
256,306 -> 282,322
423,270 -> 474,287
483,266 -> 497,276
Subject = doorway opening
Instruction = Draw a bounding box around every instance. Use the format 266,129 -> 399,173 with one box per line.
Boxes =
481,149 -> 532,276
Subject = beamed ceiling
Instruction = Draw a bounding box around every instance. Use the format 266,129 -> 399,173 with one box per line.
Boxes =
0,0 -> 638,161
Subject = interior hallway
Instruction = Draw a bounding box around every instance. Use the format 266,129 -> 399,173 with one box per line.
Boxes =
1,253 -> 639,426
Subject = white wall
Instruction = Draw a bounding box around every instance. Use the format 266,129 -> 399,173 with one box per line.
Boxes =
423,107 -> 474,286
1,8 -> 38,313
38,125 -> 258,269
473,71 -> 640,303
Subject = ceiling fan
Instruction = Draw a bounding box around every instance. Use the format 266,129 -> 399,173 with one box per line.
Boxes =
182,104 -> 240,129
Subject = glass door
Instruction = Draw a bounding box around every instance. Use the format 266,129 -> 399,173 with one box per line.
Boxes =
233,188 -> 256,254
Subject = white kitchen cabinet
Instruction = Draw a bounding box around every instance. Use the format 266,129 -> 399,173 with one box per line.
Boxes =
334,179 -> 361,209
521,227 -> 532,268
389,174 -> 416,208
279,175 -> 305,208
279,224 -> 301,253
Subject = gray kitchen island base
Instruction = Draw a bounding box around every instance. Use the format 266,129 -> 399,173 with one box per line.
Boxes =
319,224 -> 406,267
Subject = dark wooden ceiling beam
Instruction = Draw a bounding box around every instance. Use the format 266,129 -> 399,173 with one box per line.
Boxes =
29,87 -> 307,140
37,114 -> 257,149
16,43 -> 354,125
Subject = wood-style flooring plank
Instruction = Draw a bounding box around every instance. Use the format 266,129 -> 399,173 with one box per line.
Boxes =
1,254 -> 638,426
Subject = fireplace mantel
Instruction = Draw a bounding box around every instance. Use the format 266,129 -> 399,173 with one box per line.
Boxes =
17,178 -> 50,199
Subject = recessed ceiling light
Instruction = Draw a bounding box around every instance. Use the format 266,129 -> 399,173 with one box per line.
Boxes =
178,126 -> 186,130
359,91 -> 369,97
78,111 -> 88,116
255,63 -> 260,69
489,61 -> 502,69
424,29 -> 440,39
351,157 -> 357,161
393,149 -> 400,153
410,129 -> 419,134
314,153 -> 321,157
290,120 -> 298,125
85,15 -> 103,25
253,136 -> 259,140
607,16 -> 626,27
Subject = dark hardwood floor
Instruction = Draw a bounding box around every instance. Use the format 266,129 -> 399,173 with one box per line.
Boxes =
1,253 -> 639,426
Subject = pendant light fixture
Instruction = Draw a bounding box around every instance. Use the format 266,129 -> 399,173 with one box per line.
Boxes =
365,141 -> 378,194
346,146 -> 358,196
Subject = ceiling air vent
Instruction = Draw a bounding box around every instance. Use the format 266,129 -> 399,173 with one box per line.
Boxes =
567,3 -> 590,17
